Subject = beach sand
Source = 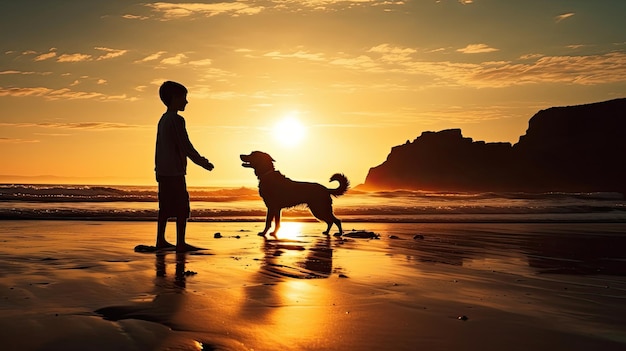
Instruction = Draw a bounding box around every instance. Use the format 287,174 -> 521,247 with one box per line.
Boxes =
1,220 -> 625,350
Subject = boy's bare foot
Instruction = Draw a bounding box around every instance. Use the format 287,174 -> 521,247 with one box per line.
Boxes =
176,243 -> 205,252
156,241 -> 176,250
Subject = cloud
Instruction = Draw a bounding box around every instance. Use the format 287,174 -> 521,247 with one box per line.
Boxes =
368,44 -> 416,62
95,47 -> 128,60
122,14 -> 149,20
566,44 -> 585,50
188,58 -> 213,66
555,12 -> 575,23
34,50 -> 57,61
0,86 -> 136,101
295,43 -> 626,88
57,53 -> 92,62
519,53 -> 544,60
263,50 -> 325,61
0,70 -> 26,75
136,51 -> 167,63
146,2 -> 263,20
34,132 -> 71,137
160,53 -> 188,65
150,78 -> 168,86
330,55 -> 378,70
0,137 -> 40,144
0,122 -> 139,130
250,42 -> 626,88
465,52 -> 626,86
0,87 -> 53,98
143,1 -> 405,19
0,70 -> 52,76
281,0 -> 406,10
427,47 -> 447,53
457,44 -> 499,54
200,67 -> 235,78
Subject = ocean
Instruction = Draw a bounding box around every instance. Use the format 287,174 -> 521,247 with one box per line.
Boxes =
1,183 -> 625,223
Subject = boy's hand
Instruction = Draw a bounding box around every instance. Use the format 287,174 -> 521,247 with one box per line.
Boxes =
199,157 -> 213,171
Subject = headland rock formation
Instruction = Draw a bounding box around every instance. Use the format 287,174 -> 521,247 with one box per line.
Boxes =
362,98 -> 626,194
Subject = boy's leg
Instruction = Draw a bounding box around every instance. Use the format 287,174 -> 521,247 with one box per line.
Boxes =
156,212 -> 175,248
175,217 -> 202,252
175,217 -> 187,248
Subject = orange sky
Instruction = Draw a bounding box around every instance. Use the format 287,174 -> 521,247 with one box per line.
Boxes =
1,1 -> 625,187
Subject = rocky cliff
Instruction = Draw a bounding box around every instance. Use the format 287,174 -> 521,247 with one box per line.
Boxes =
362,98 -> 626,193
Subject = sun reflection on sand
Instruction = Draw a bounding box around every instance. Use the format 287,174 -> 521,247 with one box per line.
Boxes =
270,279 -> 337,346
281,280 -> 310,303
275,221 -> 304,240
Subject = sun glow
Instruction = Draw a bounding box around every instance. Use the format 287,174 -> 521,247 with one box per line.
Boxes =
273,112 -> 306,147
276,221 -> 303,241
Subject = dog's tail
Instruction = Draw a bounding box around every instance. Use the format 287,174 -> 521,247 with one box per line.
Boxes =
328,173 -> 349,197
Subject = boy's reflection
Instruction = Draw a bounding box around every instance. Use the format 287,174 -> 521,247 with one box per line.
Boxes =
95,252 -> 189,334
156,251 -> 189,289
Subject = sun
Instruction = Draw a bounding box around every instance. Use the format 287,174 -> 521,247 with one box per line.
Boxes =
273,112 -> 306,147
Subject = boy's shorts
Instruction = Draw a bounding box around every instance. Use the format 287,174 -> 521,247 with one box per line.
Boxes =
157,175 -> 190,219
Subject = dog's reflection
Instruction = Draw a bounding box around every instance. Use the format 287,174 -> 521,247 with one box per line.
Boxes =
260,236 -> 333,279
238,236 -> 335,322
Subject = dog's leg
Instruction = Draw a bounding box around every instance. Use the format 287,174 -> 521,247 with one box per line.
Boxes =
322,215 -> 343,236
270,210 -> 281,237
323,221 -> 332,235
310,203 -> 340,236
334,216 -> 343,235
259,210 -> 274,236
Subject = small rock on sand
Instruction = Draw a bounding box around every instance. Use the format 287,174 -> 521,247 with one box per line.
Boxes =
343,231 -> 380,239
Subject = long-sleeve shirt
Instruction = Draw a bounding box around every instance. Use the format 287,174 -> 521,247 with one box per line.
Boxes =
155,112 -> 210,177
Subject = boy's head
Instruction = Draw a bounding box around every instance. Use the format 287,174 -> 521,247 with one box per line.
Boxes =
159,81 -> 188,108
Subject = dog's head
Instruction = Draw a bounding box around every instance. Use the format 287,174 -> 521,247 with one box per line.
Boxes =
240,151 -> 275,176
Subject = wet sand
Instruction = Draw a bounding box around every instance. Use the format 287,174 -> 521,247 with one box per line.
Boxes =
1,220 -> 625,350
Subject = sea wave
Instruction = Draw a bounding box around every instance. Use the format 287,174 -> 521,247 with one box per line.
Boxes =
0,184 -> 259,202
1,184 -> 625,222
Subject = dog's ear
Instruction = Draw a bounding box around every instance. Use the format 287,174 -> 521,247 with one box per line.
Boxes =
253,151 -> 275,162
262,152 -> 275,162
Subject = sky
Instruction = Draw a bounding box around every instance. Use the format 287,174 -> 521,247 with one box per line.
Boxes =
1,0 -> 625,187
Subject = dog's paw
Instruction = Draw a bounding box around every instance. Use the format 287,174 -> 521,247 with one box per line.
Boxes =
257,232 -> 267,237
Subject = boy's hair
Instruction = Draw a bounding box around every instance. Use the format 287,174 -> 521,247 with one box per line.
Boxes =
159,81 -> 188,107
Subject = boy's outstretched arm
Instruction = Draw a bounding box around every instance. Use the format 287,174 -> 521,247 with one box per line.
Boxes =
174,116 -> 214,171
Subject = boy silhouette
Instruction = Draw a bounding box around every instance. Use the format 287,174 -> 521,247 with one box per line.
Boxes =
155,81 -> 214,252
